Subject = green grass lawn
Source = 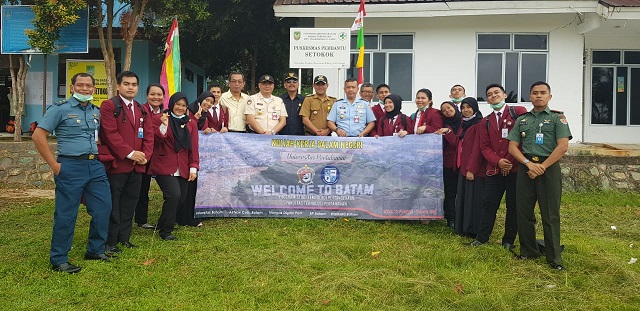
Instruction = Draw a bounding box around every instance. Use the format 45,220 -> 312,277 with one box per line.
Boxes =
0,189 -> 638,310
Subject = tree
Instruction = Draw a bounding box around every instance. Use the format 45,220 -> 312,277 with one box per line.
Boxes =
92,0 -> 209,98
5,0 -> 85,142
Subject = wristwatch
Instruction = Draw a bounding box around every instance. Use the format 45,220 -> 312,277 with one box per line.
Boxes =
523,159 -> 530,164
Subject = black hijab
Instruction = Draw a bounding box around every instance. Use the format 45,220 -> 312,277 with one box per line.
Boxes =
384,94 -> 403,119
440,101 -> 462,133
167,92 -> 191,152
460,97 -> 483,139
189,91 -> 214,130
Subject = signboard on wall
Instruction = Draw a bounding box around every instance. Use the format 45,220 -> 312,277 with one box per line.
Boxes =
289,28 -> 350,69
66,60 -> 108,106
1,5 -> 89,54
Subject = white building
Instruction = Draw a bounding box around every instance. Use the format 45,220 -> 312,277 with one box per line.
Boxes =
274,0 -> 640,144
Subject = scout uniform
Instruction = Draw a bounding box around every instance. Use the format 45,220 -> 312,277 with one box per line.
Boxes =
507,106 -> 572,266
37,96 -> 112,266
246,75 -> 288,133
219,90 -> 250,132
327,97 -> 376,137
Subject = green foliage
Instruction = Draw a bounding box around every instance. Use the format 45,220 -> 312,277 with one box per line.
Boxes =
1,189 -> 638,309
26,0 -> 87,54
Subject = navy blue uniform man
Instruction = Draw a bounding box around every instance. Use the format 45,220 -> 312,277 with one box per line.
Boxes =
278,71 -> 305,135
32,73 -> 113,274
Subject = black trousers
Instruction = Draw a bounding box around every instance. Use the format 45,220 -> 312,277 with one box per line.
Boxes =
475,172 -> 517,244
176,178 -> 199,226
107,171 -> 142,245
135,173 -> 152,225
155,175 -> 188,237
443,168 -> 458,223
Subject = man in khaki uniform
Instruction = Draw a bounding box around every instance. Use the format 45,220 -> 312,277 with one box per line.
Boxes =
219,72 -> 250,132
245,74 -> 287,135
299,75 -> 335,136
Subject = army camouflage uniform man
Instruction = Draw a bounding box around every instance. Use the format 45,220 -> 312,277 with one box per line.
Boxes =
299,75 -> 335,136
508,81 -> 572,271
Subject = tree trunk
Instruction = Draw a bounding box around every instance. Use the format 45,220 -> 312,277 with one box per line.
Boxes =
9,55 -> 28,142
122,0 -> 147,72
96,0 -> 117,98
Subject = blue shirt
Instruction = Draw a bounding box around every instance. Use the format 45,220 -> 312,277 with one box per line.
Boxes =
38,96 -> 100,156
327,98 -> 376,137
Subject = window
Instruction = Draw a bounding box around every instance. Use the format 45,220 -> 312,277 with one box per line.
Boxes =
347,34 -> 414,101
591,50 -> 640,126
476,33 -> 548,103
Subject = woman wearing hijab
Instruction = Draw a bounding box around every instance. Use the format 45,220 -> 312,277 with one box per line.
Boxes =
149,92 -> 199,240
435,101 -> 462,229
454,97 -> 485,237
179,91 -> 217,228
375,94 -> 411,137
410,88 -> 443,134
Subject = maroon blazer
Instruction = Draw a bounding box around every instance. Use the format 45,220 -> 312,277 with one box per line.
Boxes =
148,115 -> 200,179
99,96 -> 154,174
206,105 -> 229,132
477,105 -> 528,174
376,114 -> 412,136
369,104 -> 385,137
412,107 -> 443,134
459,123 -> 486,177
190,112 -> 208,131
442,125 -> 462,171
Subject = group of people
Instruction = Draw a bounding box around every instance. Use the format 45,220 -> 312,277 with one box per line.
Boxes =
33,69 -> 571,274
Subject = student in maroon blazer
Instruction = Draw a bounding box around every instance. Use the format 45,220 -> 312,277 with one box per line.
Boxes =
435,101 -> 463,229
454,97 -> 484,237
135,84 -> 165,230
410,88 -> 443,134
149,92 -> 199,241
206,97 -> 229,133
188,91 -> 214,132
369,83 -> 390,136
99,71 -> 154,254
468,84 -> 528,249
374,94 -> 411,137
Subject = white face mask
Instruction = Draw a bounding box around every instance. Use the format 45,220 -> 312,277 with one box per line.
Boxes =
73,93 -> 94,102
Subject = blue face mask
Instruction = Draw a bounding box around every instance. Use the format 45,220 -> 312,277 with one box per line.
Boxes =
490,100 -> 505,110
450,97 -> 464,103
170,112 -> 186,119
73,93 -> 93,103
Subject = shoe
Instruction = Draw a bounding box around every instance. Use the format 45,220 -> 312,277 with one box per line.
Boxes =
550,263 -> 565,270
105,244 -> 122,255
84,252 -> 111,262
502,242 -> 515,250
195,222 -> 203,228
161,234 -> 177,241
516,254 -> 541,260
52,262 -> 81,274
466,240 -> 484,247
120,241 -> 138,249
138,223 -> 155,229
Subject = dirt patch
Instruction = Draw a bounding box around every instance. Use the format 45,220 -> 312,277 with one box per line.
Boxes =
0,189 -> 55,199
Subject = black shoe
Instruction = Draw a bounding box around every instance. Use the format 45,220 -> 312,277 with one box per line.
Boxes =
84,252 -> 111,262
516,254 -> 541,260
120,241 -> 138,249
105,244 -> 122,255
550,263 -> 565,270
502,242 -> 515,250
52,262 -> 81,274
161,234 -> 177,241
466,240 -> 484,247
138,223 -> 155,229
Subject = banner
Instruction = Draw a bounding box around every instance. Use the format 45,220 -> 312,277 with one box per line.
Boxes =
195,133 -> 444,220
66,59 -> 108,106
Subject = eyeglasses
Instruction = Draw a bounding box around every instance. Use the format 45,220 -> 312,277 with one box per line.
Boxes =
229,80 -> 244,84
361,91 -> 373,94
285,80 -> 298,84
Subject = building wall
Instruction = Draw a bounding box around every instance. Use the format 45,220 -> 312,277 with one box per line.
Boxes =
315,13 -> 586,142
19,39 -> 206,132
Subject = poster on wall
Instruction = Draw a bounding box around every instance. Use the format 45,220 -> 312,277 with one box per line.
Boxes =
195,133 -> 444,220
66,60 -> 108,106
